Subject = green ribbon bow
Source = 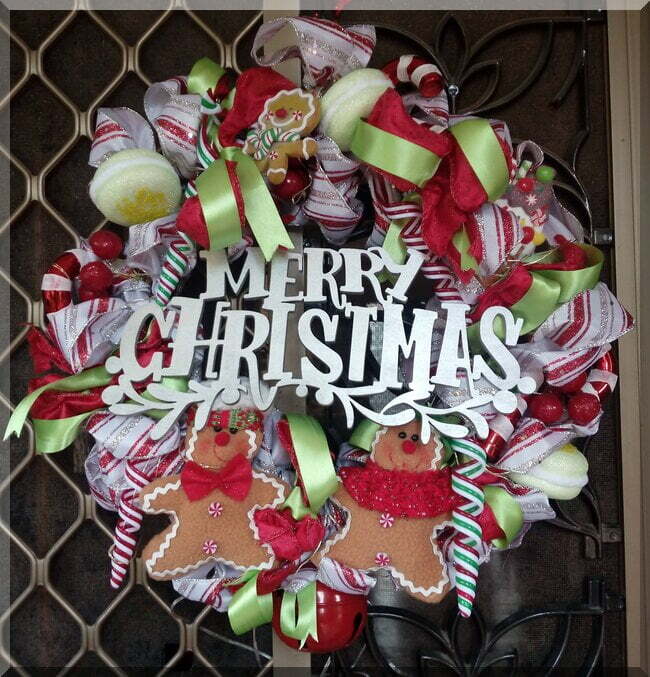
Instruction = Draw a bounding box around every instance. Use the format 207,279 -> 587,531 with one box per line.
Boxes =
281,413 -> 339,520
228,570 -> 273,635
187,57 -> 226,106
4,366 -> 113,454
470,244 -> 604,346
195,146 -> 293,261
4,367 -> 189,454
484,486 -> 523,549
278,581 -> 318,648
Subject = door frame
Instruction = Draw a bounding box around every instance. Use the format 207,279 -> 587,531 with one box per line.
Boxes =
607,8 -> 648,671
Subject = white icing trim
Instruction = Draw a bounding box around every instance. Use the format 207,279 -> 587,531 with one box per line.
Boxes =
258,89 -> 316,135
267,167 -> 287,175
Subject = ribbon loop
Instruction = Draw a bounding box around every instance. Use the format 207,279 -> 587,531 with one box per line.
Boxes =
279,581 -> 318,647
351,120 -> 442,188
449,118 -> 510,202
195,148 -> 293,261
228,571 -> 273,635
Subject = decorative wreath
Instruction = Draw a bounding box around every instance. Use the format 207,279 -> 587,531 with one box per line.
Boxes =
6,16 -> 633,654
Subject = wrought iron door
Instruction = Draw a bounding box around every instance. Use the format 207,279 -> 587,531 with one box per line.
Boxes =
3,8 -> 626,674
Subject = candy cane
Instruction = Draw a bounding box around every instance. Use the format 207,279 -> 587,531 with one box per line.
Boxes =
448,437 -> 487,617
382,56 -> 444,98
153,231 -> 196,307
109,461 -> 150,588
41,250 -> 97,314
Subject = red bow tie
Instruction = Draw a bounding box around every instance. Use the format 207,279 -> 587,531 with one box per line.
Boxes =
180,454 -> 253,502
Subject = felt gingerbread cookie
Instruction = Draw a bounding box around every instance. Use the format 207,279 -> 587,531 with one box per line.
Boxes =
318,421 -> 454,603
138,397 -> 286,580
243,88 -> 320,185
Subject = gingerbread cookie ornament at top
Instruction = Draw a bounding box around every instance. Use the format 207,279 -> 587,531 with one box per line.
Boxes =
4,14 -> 635,657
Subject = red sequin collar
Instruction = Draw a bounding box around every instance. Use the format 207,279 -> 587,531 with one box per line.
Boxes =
340,461 -> 460,518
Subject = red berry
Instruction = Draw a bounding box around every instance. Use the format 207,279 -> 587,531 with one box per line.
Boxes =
568,393 -> 601,425
79,261 -> 113,292
78,287 -> 108,302
557,372 -> 588,394
521,226 -> 535,244
88,230 -> 123,260
528,393 -> 564,425
271,167 -> 310,201
517,177 -> 535,192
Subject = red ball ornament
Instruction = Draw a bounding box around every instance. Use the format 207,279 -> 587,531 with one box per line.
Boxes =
568,392 -> 601,425
272,583 -> 367,653
557,372 -> 588,394
271,167 -> 310,202
79,261 -> 113,292
88,230 -> 123,260
78,287 -> 108,302
517,177 -> 535,193
521,226 -> 535,244
528,393 -> 564,425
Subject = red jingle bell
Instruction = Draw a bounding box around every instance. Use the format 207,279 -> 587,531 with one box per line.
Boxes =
88,230 -> 123,260
79,261 -> 113,292
272,582 -> 368,653
528,392 -> 564,425
568,392 -> 601,425
271,167 -> 310,202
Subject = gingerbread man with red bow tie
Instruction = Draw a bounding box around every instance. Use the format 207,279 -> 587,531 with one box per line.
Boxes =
138,394 -> 285,580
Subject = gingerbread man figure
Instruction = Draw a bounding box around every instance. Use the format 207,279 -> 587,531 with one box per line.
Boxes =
138,399 -> 285,580
318,421 -> 454,603
243,88 -> 320,185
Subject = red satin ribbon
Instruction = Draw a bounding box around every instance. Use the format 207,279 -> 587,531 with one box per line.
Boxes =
180,454 -> 253,502
253,507 -> 325,561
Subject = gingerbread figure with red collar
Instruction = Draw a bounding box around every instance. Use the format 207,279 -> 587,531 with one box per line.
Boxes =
318,421 -> 455,603
138,390 -> 285,580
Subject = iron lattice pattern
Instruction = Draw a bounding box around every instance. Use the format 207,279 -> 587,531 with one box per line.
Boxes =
2,8 -> 625,675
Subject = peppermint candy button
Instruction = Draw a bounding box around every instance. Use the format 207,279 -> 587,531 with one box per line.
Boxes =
379,513 -> 394,528
375,552 -> 391,567
202,540 -> 218,555
208,502 -> 224,518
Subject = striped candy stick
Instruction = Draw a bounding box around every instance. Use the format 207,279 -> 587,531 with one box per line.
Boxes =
109,461 -> 150,588
153,231 -> 195,307
448,437 -> 487,617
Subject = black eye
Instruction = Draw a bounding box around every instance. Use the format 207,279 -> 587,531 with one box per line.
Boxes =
229,428 -> 238,435
213,426 -> 222,432
411,434 -> 419,442
398,432 -> 407,439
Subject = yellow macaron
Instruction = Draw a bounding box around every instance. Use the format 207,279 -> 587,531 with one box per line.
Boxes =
90,148 -> 182,226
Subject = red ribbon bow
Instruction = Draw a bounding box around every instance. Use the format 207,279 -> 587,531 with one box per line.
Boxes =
180,453 -> 253,502
253,507 -> 325,561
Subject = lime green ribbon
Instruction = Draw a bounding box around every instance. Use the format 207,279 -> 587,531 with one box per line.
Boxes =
349,419 -> 382,451
228,570 -> 273,635
484,486 -> 523,549
279,581 -> 318,648
4,367 -> 189,453
195,146 -> 293,261
449,118 -> 510,202
280,414 -> 339,520
350,121 -> 442,188
451,227 -> 480,274
187,57 -> 226,98
470,244 -> 604,345
4,366 -> 113,454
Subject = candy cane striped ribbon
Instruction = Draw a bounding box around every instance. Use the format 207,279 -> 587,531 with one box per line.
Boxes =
109,461 -> 150,588
369,172 -> 463,302
448,437 -> 487,617
154,231 -> 196,307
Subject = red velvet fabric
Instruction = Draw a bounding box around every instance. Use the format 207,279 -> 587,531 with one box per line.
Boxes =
177,196 -> 209,249
218,67 -> 296,148
253,508 -> 325,561
526,238 -> 588,271
469,264 -> 533,322
180,454 -> 253,502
